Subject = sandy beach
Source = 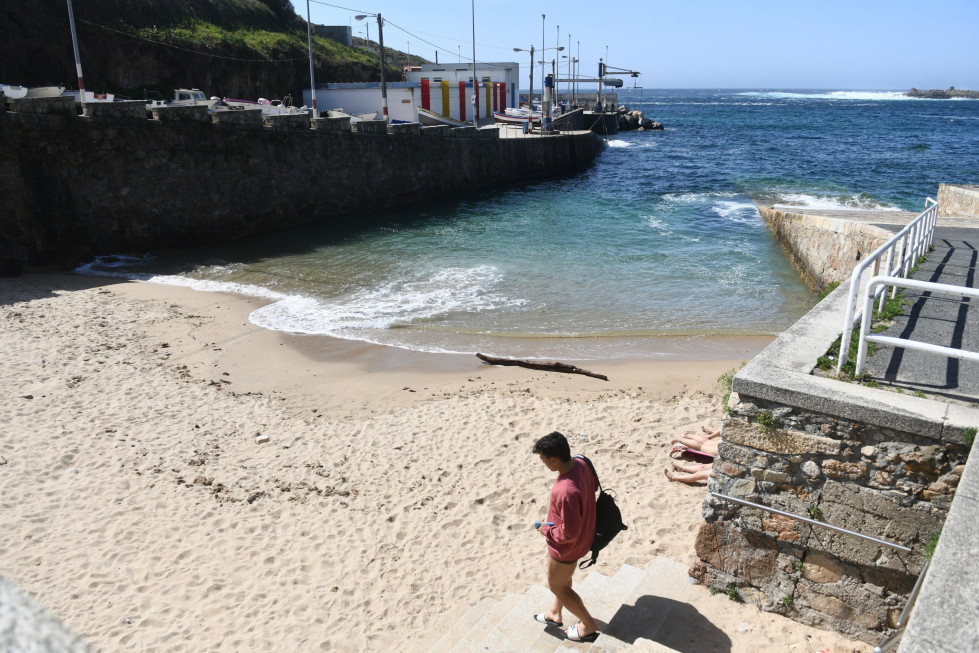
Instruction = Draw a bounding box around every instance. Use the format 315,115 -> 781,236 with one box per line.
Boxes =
0,273 -> 870,652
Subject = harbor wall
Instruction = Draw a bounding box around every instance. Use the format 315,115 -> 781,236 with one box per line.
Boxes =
937,183 -> 979,217
0,102 -> 604,267
757,207 -> 893,292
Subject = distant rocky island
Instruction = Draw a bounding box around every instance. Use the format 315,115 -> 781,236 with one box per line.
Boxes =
906,87 -> 979,99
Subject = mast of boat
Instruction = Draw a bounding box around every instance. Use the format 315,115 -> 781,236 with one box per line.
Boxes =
65,0 -> 86,105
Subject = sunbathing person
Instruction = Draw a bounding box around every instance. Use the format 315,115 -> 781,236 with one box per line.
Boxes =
664,460 -> 713,484
670,425 -> 721,457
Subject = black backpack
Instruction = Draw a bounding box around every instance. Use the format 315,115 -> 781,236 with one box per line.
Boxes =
574,455 -> 628,569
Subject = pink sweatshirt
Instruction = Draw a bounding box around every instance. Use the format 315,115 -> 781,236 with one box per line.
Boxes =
541,457 -> 597,562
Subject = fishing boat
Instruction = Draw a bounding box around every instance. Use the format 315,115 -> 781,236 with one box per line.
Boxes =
325,108 -> 378,123
417,107 -> 469,127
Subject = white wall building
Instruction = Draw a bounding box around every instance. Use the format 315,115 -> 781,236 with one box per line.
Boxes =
303,82 -> 419,123
405,62 -> 519,122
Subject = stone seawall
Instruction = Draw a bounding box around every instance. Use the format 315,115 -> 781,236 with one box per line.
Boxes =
0,107 -> 604,266
757,207 -> 893,292
937,183 -> 979,217
691,280 -> 978,644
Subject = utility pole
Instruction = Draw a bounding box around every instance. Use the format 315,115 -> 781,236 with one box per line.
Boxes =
305,0 -> 317,116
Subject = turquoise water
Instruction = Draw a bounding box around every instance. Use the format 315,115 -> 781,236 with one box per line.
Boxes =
80,90 -> 979,359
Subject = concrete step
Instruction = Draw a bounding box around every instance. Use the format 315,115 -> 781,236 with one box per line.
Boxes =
584,563 -> 646,625
431,558 -> 690,653
575,569 -> 611,601
449,592 -> 521,653
472,584 -> 553,653
429,597 -> 498,653
496,583 -> 572,653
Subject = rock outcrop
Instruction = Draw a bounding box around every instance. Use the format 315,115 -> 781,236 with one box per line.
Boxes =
614,105 -> 663,131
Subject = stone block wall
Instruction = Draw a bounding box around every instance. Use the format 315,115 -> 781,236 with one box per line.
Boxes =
937,183 -> 979,217
692,392 -> 968,643
758,207 -> 893,292
0,107 -> 604,266
82,100 -> 145,120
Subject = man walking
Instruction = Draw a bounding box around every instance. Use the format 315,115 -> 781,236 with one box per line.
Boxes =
531,431 -> 599,643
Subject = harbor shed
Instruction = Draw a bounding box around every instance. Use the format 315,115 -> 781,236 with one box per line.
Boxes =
405,62 -> 519,122
303,82 -> 419,122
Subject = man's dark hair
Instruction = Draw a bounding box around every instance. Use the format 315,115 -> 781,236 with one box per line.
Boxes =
532,431 -> 571,461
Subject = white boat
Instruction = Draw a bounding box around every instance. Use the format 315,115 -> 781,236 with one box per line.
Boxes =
325,108 -> 378,123
25,85 -> 66,98
417,107 -> 469,127
493,104 -> 560,126
169,88 -> 220,110
223,95 -> 308,116
1,84 -> 28,99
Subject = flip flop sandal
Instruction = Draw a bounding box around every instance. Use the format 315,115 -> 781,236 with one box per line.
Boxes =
566,624 -> 599,642
533,613 -> 563,627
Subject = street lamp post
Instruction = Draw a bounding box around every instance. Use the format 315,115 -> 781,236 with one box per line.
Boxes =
513,46 -> 534,110
355,13 -> 388,121
540,14 -> 545,117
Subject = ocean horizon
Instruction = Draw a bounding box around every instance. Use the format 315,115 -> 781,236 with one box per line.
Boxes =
78,89 -> 979,359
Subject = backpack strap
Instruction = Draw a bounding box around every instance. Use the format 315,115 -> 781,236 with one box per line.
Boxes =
573,454 -> 603,493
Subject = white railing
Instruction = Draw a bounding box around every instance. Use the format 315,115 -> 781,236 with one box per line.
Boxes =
854,276 -> 979,375
836,198 -> 939,373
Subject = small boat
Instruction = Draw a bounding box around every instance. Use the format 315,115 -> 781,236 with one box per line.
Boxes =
169,88 -> 220,110
325,108 -> 378,123
25,85 -> 66,98
493,110 -> 534,126
223,95 -> 308,116
417,107 -> 469,127
1,84 -> 29,99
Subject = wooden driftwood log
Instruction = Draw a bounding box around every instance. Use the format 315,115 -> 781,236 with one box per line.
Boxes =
475,353 -> 609,381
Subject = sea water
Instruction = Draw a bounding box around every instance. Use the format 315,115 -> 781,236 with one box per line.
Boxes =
79,90 -> 979,359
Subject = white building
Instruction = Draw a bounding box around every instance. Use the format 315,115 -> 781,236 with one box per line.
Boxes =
303,62 -> 519,124
406,62 -> 519,122
303,82 -> 419,123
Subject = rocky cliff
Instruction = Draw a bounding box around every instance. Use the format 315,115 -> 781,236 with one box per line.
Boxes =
0,0 -> 412,101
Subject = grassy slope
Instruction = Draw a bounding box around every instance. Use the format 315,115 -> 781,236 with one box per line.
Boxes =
0,0 -> 425,100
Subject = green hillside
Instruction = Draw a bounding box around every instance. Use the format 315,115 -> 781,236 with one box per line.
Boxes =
0,0 -> 428,101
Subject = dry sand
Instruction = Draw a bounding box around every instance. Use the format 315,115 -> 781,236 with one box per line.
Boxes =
0,274 -> 870,652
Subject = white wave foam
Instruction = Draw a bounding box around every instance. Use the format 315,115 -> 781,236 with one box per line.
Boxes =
607,139 -> 631,148
75,255 -> 289,300
249,265 -> 520,335
712,200 -> 761,224
660,191 -> 739,205
738,90 -> 917,101
74,254 -> 154,276
772,193 -> 902,212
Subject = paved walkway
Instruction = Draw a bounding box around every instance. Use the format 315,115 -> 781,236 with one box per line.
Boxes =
778,207 -> 979,402
864,223 -> 979,403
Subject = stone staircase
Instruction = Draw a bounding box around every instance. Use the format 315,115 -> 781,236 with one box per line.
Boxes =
426,557 -> 700,653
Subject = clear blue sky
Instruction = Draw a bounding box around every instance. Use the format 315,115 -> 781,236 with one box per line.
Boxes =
295,0 -> 979,90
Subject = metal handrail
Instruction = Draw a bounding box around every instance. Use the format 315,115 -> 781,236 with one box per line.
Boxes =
709,492 -> 912,552
871,558 -> 931,653
837,198 -> 939,373
854,277 -> 979,375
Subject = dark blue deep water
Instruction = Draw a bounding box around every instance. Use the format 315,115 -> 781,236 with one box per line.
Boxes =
82,90 -> 979,359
